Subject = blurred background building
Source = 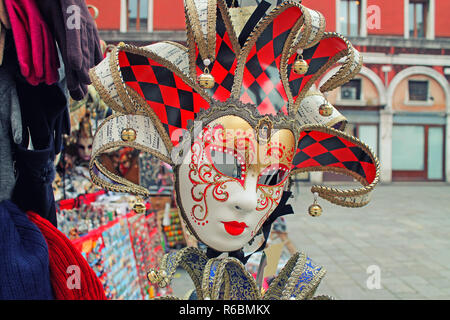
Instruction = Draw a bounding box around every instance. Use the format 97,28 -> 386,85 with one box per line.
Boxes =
89,0 -> 450,183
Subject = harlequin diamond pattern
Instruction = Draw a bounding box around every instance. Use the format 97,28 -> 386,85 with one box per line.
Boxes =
292,130 -> 376,184
119,50 -> 210,144
195,8 -> 237,102
240,6 -> 302,116
288,36 -> 348,103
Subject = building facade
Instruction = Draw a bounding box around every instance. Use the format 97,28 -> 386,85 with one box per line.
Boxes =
90,0 -> 450,183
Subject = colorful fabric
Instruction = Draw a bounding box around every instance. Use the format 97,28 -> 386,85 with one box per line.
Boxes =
27,211 -> 107,300
4,0 -> 59,85
36,0 -> 103,100
0,200 -> 54,300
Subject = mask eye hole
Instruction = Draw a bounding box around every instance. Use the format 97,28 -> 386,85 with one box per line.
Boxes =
208,147 -> 246,180
258,164 -> 290,187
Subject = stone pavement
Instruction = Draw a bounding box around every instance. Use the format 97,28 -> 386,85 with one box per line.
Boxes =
286,182 -> 450,300
170,183 -> 450,300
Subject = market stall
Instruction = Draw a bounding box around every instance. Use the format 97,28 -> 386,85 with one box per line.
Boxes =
51,84 -> 192,299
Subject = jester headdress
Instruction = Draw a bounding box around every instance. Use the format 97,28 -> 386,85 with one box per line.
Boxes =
89,0 -> 379,255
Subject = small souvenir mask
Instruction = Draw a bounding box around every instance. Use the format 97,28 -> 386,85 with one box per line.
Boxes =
77,136 -> 93,162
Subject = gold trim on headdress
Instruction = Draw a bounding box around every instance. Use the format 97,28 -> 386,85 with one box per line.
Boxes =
291,124 -> 380,208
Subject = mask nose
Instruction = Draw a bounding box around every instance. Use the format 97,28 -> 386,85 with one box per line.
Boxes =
228,173 -> 258,213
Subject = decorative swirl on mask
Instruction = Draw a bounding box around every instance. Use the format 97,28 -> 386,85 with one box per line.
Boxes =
257,186 -> 283,211
212,182 -> 229,201
266,142 -> 295,165
267,145 -> 284,160
188,127 -> 235,225
252,185 -> 283,237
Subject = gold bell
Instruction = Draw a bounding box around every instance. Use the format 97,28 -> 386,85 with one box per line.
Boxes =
319,103 -> 333,117
147,268 -> 169,287
198,72 -> 215,89
147,269 -> 159,283
198,58 -> 215,89
293,58 -> 308,75
121,128 -> 137,142
308,192 -> 322,217
293,49 -> 308,75
133,201 -> 146,214
308,203 -> 323,217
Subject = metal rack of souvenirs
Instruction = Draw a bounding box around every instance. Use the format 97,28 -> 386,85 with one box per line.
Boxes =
57,191 -> 180,299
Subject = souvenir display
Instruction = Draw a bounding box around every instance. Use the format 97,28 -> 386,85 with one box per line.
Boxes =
56,192 -> 132,238
161,208 -> 187,249
78,236 -> 115,299
101,220 -> 142,299
72,210 -> 169,300
57,189 -> 169,299
89,0 -> 379,300
128,212 -> 167,298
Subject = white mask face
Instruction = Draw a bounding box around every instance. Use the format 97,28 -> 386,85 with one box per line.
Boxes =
176,115 -> 296,252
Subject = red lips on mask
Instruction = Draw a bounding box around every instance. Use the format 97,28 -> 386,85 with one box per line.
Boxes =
221,221 -> 248,236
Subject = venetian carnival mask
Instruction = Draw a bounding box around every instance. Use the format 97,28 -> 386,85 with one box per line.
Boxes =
88,0 -> 379,253
77,136 -> 93,162
176,108 -> 297,251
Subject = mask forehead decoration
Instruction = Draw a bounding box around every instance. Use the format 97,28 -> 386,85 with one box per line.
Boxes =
88,0 -> 379,253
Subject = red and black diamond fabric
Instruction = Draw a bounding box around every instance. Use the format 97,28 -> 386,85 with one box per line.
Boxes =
292,129 -> 377,185
194,6 -> 238,102
238,5 -> 302,116
287,35 -> 348,104
118,50 -> 210,145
